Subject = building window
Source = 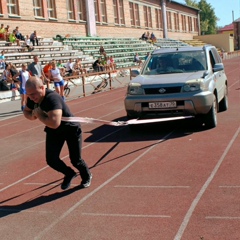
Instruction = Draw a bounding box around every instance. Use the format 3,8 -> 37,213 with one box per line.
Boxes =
94,0 -> 107,23
129,2 -> 140,27
47,0 -> 56,19
167,11 -> 172,30
155,9 -> 162,29
181,14 -> 186,31
77,0 -> 85,21
33,0 -> 43,17
67,0 -> 75,20
188,16 -> 192,32
113,0 -> 125,25
143,6 -> 152,28
7,0 -> 19,15
194,18 -> 198,32
174,12 -> 179,31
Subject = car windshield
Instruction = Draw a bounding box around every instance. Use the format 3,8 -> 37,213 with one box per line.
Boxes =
142,50 -> 207,75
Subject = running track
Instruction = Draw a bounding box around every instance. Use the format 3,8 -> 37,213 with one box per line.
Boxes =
0,57 -> 240,240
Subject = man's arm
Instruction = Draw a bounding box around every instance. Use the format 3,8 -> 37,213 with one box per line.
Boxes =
32,107 -> 62,129
23,105 -> 37,120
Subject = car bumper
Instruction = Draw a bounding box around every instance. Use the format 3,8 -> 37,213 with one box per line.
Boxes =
124,91 -> 213,117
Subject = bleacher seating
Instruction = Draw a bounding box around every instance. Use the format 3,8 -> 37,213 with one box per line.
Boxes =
61,37 -> 157,68
154,38 -> 189,48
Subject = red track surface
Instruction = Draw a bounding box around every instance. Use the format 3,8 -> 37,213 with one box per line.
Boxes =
0,58 -> 240,240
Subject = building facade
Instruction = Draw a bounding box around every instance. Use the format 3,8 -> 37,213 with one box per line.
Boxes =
0,0 -> 200,40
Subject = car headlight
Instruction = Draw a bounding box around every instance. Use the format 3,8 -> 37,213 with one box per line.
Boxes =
182,79 -> 206,92
127,82 -> 144,95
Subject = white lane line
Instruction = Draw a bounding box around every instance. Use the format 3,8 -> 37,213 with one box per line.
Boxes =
173,126 -> 240,240
0,126 -> 124,193
34,130 -> 175,240
206,216 -> 240,220
0,166 -> 48,193
114,185 -> 190,189
82,213 -> 171,218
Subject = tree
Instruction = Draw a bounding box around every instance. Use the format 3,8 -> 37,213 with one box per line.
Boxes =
184,0 -> 218,34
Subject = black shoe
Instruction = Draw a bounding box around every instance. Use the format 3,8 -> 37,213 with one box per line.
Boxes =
61,172 -> 77,190
80,174 -> 92,188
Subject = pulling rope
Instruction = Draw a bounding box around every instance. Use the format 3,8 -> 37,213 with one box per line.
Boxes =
61,116 -> 194,126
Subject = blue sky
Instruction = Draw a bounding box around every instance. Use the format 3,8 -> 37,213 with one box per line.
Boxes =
175,0 -> 240,27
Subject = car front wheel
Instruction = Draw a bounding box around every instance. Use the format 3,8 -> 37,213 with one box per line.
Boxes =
203,94 -> 218,128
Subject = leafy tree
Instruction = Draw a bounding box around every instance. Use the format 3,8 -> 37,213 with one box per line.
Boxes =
184,0 -> 218,34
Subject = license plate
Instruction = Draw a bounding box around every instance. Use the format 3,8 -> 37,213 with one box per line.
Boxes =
149,101 -> 177,109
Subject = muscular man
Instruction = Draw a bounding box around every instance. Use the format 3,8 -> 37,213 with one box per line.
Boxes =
23,76 -> 92,190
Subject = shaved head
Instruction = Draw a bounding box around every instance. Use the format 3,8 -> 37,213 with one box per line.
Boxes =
25,76 -> 45,103
26,76 -> 44,90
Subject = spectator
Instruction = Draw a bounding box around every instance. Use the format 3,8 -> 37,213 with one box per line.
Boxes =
24,35 -> 34,51
28,55 -> 50,88
57,60 -> 66,76
48,60 -> 65,100
0,24 -> 5,40
109,56 -> 116,71
9,30 -> 20,46
4,25 -> 10,41
30,30 -> 39,46
144,52 -> 150,61
65,58 -> 75,76
92,57 -> 104,72
43,61 -> 53,80
133,53 -> 142,66
73,58 -> 87,75
13,63 -> 30,111
150,32 -> 157,44
0,50 -> 6,70
140,32 -> 148,41
9,62 -> 20,90
2,63 -> 12,84
15,26 -> 25,40
99,45 -> 105,55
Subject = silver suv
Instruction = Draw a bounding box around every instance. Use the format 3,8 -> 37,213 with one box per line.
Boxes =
124,45 -> 228,128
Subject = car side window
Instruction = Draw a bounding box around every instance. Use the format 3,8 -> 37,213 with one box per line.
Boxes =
209,51 -> 216,69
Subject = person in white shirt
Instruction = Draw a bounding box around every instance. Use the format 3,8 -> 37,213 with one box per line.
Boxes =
49,61 -> 65,100
65,58 -> 75,76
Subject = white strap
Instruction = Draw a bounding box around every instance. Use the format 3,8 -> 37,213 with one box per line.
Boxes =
61,116 -> 193,126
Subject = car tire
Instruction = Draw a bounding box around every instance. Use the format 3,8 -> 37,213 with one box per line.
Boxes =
203,94 -> 218,128
219,84 -> 228,112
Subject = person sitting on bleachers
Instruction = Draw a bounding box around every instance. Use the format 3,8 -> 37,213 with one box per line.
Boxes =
30,30 -> 39,46
0,50 -> 6,70
4,25 -> 10,42
65,58 -> 76,76
93,57 -> 104,72
0,24 -> 6,40
73,58 -> 87,75
140,32 -> 148,41
9,30 -> 20,46
133,53 -> 142,66
15,26 -> 25,40
150,32 -> 157,44
24,35 -> 34,52
99,46 -> 106,55
57,60 -> 66,76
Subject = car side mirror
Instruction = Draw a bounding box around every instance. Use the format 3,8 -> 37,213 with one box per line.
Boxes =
213,63 -> 224,72
131,70 -> 140,77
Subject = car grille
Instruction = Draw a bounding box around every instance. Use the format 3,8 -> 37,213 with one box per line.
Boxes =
144,86 -> 182,94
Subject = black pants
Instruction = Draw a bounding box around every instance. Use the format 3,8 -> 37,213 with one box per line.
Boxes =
30,38 -> 38,46
45,126 -> 91,180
